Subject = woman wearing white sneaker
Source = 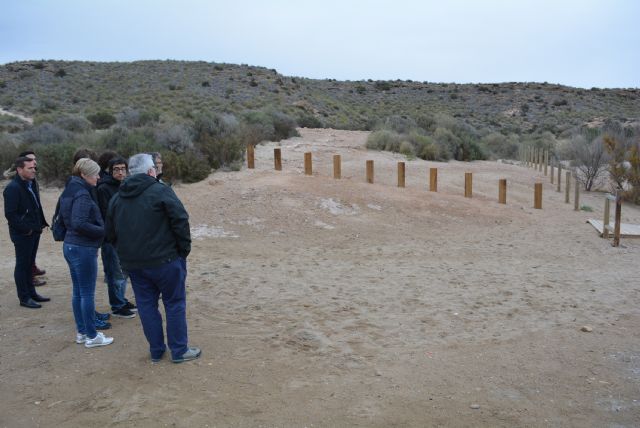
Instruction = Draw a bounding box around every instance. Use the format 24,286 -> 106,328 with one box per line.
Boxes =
59,159 -> 114,348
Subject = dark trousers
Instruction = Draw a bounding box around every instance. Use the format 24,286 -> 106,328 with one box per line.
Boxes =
11,232 -> 40,302
128,258 -> 189,360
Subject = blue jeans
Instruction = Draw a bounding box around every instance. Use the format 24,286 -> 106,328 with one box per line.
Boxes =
128,258 -> 189,360
101,242 -> 128,311
63,243 -> 98,338
10,231 -> 40,302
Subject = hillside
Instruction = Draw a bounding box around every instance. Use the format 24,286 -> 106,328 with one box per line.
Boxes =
1,60 -> 639,135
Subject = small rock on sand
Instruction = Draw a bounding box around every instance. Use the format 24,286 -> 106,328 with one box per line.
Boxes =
581,326 -> 593,332
470,404 -> 480,409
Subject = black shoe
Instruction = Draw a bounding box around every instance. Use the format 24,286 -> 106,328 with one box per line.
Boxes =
33,266 -> 46,276
20,299 -> 42,309
33,278 -> 47,287
112,307 -> 137,319
124,301 -> 138,312
31,294 -> 51,302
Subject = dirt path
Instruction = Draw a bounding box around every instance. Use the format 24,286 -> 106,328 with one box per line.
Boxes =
1,128 -> 639,427
0,107 -> 33,124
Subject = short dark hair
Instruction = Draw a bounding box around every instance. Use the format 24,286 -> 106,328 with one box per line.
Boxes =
98,150 -> 119,171
72,148 -> 98,164
14,156 -> 35,169
19,150 -> 36,158
107,156 -> 128,173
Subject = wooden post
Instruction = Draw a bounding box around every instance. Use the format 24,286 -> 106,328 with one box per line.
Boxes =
532,148 -> 536,169
397,162 -> 405,188
498,179 -> 507,204
574,172 -> 580,211
602,197 -> 611,239
534,183 -> 543,209
366,160 -> 374,184
274,148 -> 282,171
544,150 -> 548,176
333,155 -> 341,179
565,171 -> 571,203
464,172 -> 472,198
429,168 -> 437,192
550,163 -> 555,184
538,149 -> 542,172
557,164 -> 562,192
613,195 -> 622,247
304,152 -> 312,176
247,145 -> 255,169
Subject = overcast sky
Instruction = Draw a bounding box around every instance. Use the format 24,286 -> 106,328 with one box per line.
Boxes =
1,0 -> 638,88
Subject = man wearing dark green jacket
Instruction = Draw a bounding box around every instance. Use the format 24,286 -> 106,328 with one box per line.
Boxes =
106,153 -> 200,364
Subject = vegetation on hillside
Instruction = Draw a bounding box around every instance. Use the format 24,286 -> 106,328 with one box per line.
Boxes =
0,60 -> 638,198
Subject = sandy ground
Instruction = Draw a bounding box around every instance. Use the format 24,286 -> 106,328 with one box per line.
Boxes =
1,128 -> 640,427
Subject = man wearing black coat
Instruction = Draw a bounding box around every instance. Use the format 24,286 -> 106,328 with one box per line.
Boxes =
106,153 -> 200,363
3,157 -> 50,308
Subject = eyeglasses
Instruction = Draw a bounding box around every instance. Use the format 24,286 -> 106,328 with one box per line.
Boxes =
112,167 -> 127,173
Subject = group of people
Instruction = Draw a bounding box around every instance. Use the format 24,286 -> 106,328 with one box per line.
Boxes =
3,149 -> 201,363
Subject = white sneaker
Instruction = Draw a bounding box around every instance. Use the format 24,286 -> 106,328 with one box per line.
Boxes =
75,333 -> 87,344
84,332 -> 114,348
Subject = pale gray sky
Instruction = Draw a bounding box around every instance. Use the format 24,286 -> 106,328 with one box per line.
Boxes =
1,0 -> 638,88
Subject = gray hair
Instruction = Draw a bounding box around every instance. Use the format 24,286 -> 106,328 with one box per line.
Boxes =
128,153 -> 155,175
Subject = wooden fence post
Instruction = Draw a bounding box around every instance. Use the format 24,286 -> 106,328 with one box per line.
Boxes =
550,163 -> 555,184
498,179 -> 507,204
274,148 -> 282,171
247,145 -> 255,169
544,150 -> 548,175
565,171 -> 571,203
304,152 -> 312,176
574,172 -> 580,211
464,172 -> 473,198
557,164 -> 562,192
366,160 -> 374,184
538,149 -> 543,172
333,155 -> 341,179
534,183 -> 543,209
602,197 -> 611,239
429,168 -> 438,192
613,195 -> 622,247
397,162 -> 405,188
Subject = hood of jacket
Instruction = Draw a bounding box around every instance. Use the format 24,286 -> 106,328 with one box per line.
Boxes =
118,173 -> 158,198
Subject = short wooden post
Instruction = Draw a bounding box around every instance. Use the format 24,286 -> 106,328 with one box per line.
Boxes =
333,155 -> 341,179
429,168 -> 437,192
274,148 -> 282,171
498,179 -> 507,204
613,195 -> 622,247
247,145 -> 255,169
574,172 -> 580,211
557,164 -> 562,192
397,162 -> 405,188
565,171 -> 571,203
534,183 -> 543,209
550,163 -> 555,184
366,160 -> 374,184
532,148 -> 536,169
602,197 -> 611,239
544,150 -> 548,175
538,149 -> 543,172
464,172 -> 472,198
304,152 -> 312,176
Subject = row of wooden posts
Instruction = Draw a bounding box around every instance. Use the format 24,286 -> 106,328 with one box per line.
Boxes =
246,146 -> 554,207
519,145 -> 623,246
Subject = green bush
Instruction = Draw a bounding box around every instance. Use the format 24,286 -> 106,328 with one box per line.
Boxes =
162,149 -> 211,183
87,111 -> 117,129
32,142 -> 77,185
